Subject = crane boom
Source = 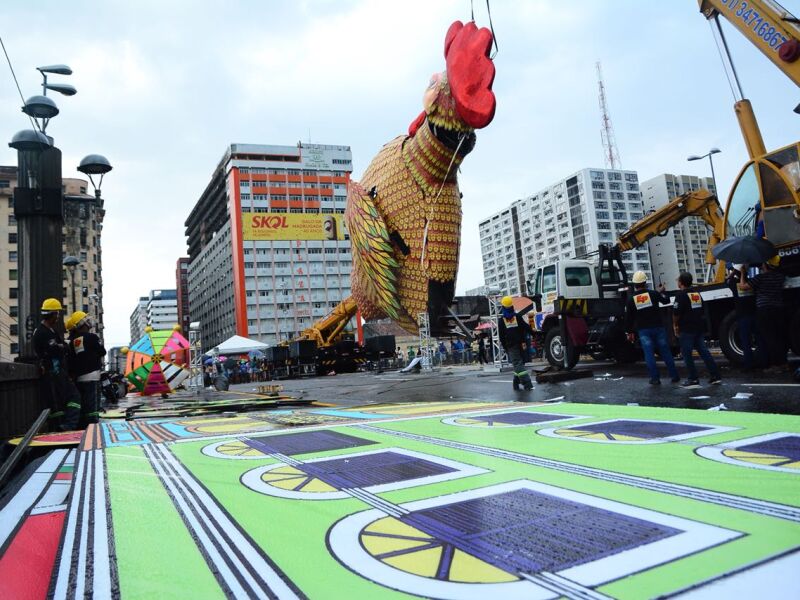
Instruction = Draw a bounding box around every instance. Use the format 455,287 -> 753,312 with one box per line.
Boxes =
698,0 -> 800,87
616,189 -> 725,267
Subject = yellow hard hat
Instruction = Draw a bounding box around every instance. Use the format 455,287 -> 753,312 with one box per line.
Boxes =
767,254 -> 781,267
41,298 -> 63,312
120,346 -> 129,355
500,296 -> 514,308
67,310 -> 89,330
632,271 -> 648,284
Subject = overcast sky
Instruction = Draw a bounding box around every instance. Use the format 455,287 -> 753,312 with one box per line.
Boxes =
1,0 -> 797,347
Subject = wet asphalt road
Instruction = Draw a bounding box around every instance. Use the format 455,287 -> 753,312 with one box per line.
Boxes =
231,356 -> 800,415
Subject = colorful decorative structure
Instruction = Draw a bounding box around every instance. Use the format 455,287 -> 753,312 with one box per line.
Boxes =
2,402 -> 799,598
124,326 -> 191,395
342,21 -> 496,334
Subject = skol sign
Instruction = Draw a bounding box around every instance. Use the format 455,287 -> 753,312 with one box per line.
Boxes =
242,213 -> 346,241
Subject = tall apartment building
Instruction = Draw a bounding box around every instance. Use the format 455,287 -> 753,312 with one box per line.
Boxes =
1,169 -> 104,360
479,168 -> 651,295
129,296 -> 148,343
185,142 -> 354,350
128,289 -> 179,343
641,174 -> 717,286
176,257 -> 191,333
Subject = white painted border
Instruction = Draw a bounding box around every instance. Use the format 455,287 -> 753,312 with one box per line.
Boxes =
537,419 -> 738,445
328,479 -> 740,600
241,447 -> 488,500
442,409 -> 586,429
696,432 -> 800,474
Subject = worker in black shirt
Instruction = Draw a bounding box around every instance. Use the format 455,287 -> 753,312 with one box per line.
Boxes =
498,296 -> 534,391
739,255 -> 786,371
32,298 -> 81,430
67,311 -> 107,426
625,271 -> 679,385
673,272 -> 721,388
726,264 -> 759,369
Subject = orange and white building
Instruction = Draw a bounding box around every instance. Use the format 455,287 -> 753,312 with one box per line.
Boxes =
184,143 -> 354,350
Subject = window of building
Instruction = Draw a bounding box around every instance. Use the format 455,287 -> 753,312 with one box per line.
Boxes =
9,269 -> 17,281
591,181 -> 606,190
0,179 -> 10,188
9,287 -> 18,299
596,211 -> 609,220
608,172 -> 622,181
593,191 -> 607,200
8,233 -> 17,244
590,171 -> 605,180
625,173 -> 638,182
8,251 -> 17,262
613,212 -> 626,220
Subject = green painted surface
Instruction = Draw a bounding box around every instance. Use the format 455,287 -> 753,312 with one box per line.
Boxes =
114,402 -> 800,598
106,446 -> 225,600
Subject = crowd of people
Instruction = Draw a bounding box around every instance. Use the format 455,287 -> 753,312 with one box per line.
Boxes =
32,298 -> 106,431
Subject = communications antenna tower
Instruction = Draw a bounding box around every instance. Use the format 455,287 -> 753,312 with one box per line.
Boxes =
596,61 -> 621,169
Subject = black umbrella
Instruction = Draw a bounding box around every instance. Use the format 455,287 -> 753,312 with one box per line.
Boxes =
712,235 -> 777,265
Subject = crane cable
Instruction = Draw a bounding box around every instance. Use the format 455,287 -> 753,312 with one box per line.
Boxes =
0,35 -> 45,136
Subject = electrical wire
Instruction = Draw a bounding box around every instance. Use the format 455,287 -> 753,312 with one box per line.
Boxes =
0,34 -> 44,135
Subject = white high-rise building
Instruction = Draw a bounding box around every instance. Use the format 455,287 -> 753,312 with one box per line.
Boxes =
185,143 -> 354,350
128,290 -> 178,343
129,297 -> 148,343
478,168 -> 650,295
641,174 -> 717,287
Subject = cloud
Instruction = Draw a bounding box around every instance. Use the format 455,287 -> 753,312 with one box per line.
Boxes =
1,0 -> 797,345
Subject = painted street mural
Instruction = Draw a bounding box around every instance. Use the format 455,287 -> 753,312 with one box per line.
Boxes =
1,401 -> 799,599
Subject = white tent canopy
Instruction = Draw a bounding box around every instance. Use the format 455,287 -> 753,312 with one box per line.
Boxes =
213,335 -> 269,355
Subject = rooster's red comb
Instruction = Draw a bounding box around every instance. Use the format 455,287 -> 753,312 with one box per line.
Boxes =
444,21 -> 496,129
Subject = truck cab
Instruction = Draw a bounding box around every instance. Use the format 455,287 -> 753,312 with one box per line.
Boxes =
527,256 -> 635,368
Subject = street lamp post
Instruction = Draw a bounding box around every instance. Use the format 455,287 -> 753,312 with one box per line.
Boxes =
62,256 -> 79,313
77,155 -> 112,336
8,65 -> 76,358
687,147 -> 721,195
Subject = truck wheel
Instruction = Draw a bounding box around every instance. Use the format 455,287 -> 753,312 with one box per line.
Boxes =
544,328 -> 578,369
718,311 -> 745,366
790,309 -> 800,356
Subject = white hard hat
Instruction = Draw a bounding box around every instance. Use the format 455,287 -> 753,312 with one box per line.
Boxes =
632,271 -> 648,284
732,264 -> 744,271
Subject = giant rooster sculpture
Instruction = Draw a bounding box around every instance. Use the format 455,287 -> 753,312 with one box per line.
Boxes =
303,21 -> 496,344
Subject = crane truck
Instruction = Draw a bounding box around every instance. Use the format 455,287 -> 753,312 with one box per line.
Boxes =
532,0 -> 800,369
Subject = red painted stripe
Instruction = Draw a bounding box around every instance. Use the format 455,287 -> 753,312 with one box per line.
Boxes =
0,512 -> 66,600
54,472 -> 72,481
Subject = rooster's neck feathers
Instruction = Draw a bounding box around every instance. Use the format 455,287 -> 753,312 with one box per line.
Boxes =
402,119 -> 464,195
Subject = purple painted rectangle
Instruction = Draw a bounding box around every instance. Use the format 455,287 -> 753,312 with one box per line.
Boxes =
302,451 -> 456,489
569,419 -> 709,439
470,412 -> 571,425
740,435 -> 800,462
402,488 -> 680,574
244,430 -> 376,456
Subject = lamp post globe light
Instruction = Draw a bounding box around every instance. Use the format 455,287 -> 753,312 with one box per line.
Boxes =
687,147 -> 721,195
62,255 -> 80,314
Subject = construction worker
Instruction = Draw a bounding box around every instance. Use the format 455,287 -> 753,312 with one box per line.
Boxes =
32,298 -> 81,430
726,264 -> 759,369
498,296 -> 533,391
739,255 -> 786,372
625,272 -> 680,385
673,272 -> 721,388
67,311 -> 107,426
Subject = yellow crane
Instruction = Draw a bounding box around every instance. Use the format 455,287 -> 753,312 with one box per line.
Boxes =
696,0 -> 800,278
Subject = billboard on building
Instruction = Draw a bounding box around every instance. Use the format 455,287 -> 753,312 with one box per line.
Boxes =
242,213 -> 346,241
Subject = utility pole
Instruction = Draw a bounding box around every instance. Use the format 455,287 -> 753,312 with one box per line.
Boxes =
596,61 -> 621,170
11,139 -> 64,361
